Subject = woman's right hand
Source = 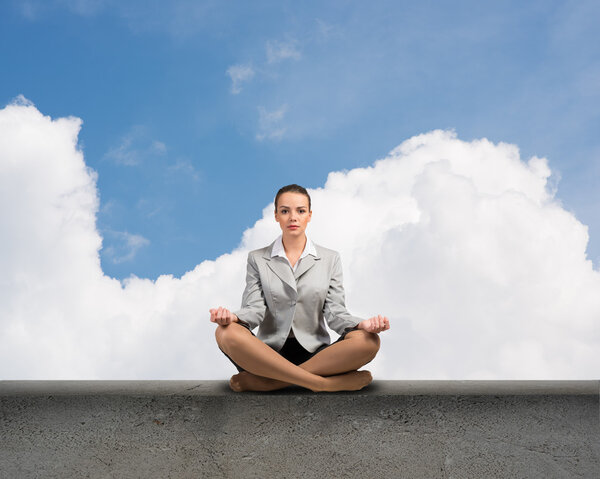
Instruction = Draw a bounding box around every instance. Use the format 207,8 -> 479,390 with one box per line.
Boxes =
209,307 -> 239,326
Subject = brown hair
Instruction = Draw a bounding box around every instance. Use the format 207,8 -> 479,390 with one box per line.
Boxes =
274,184 -> 311,212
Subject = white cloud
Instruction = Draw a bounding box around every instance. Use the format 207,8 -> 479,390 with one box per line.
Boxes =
315,18 -> 342,40
102,230 -> 150,264
104,126 -> 167,166
226,64 -> 255,94
10,94 -> 35,107
256,104 -> 288,141
1,101 -> 599,380
167,158 -> 201,182
226,39 -> 301,138
151,140 -> 167,154
266,39 -> 301,63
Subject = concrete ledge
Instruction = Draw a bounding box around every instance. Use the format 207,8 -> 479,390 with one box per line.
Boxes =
1,380 -> 599,478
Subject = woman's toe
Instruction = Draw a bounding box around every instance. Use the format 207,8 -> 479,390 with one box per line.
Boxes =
229,374 -> 243,392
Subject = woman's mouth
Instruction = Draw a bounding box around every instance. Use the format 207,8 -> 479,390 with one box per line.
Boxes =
288,225 -> 299,229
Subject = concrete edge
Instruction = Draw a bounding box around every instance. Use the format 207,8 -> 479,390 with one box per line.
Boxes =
1,380 -> 598,397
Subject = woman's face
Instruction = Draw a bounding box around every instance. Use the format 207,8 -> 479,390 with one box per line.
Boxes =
274,192 -> 312,238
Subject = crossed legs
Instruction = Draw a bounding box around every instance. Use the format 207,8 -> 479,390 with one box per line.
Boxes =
215,322 -> 380,392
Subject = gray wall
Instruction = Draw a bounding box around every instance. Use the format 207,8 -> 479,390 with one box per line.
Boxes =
1,380 -> 598,478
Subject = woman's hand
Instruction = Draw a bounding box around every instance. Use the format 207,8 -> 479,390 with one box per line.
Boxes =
209,307 -> 239,326
357,315 -> 390,333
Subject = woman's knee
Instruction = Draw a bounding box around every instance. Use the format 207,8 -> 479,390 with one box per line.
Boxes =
364,331 -> 381,358
215,322 -> 246,354
347,329 -> 381,359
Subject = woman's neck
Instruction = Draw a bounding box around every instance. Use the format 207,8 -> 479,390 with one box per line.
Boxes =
282,233 -> 307,254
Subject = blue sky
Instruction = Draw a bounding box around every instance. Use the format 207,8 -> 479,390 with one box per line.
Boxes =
2,0 -> 599,280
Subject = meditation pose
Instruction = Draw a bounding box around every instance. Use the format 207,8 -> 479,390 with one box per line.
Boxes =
210,184 -> 390,392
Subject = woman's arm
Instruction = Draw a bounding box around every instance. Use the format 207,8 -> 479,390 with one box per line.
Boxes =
209,253 -> 266,328
230,252 -> 267,330
323,253 -> 391,335
322,253 -> 365,335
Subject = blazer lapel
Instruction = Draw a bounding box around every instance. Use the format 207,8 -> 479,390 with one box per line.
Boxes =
266,257 -> 297,293
294,254 -> 320,281
263,243 -> 297,293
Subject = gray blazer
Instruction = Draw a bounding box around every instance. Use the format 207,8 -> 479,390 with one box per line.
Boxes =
233,240 -> 365,353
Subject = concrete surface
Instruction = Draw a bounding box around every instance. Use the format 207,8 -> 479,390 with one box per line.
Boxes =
1,380 -> 598,478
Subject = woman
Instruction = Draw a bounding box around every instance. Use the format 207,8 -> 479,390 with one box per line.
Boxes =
210,184 -> 390,392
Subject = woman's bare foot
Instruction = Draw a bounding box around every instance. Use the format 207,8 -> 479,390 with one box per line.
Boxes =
316,370 -> 373,392
229,370 -> 373,393
229,371 -> 289,392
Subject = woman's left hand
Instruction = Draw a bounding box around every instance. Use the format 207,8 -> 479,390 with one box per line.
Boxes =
357,315 -> 390,333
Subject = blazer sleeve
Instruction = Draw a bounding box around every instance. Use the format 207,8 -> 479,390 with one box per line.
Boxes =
323,253 -> 365,335
232,252 -> 267,330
